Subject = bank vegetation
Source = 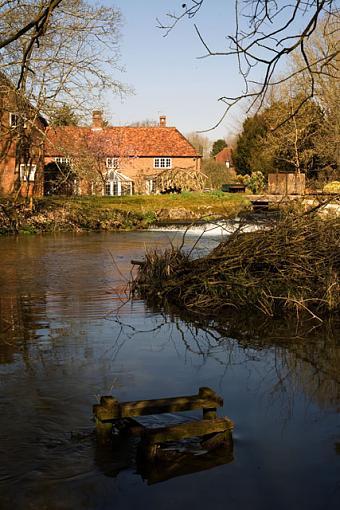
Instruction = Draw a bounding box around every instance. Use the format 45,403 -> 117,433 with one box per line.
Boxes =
0,193 -> 248,235
132,208 -> 340,321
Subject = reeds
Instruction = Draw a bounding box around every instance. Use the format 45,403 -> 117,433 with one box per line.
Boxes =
132,213 -> 340,321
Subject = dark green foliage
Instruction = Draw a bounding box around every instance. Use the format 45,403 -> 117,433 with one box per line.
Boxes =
50,105 -> 79,126
234,98 -> 334,178
210,139 -> 228,158
234,114 -> 268,175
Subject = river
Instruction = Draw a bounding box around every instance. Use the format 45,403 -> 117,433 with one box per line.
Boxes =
0,230 -> 339,510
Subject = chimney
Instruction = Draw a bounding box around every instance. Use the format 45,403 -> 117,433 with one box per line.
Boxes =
159,115 -> 166,127
92,110 -> 103,130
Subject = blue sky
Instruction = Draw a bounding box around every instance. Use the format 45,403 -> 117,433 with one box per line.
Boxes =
103,1 -> 249,140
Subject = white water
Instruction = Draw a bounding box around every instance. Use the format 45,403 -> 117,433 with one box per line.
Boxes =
149,218 -> 266,239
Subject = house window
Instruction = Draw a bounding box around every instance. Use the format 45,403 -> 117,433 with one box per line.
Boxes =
106,157 -> 119,169
19,164 -> 37,182
225,161 -> 230,168
154,157 -> 171,169
104,181 -> 122,196
55,157 -> 71,164
104,181 -> 133,196
9,113 -> 18,128
104,182 -> 112,195
104,170 -> 133,196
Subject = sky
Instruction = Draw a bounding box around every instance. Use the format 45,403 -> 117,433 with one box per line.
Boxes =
102,1 -> 250,141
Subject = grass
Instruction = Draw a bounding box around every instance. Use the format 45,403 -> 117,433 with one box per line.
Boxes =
0,192 -> 250,235
35,192 -> 248,218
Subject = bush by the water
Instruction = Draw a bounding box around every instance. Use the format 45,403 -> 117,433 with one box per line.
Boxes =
323,181 -> 340,194
132,212 -> 340,320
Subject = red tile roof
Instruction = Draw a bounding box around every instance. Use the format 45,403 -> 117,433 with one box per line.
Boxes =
45,126 -> 200,158
215,147 -> 234,164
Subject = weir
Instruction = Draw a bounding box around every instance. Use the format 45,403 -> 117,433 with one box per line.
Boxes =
148,218 -> 267,237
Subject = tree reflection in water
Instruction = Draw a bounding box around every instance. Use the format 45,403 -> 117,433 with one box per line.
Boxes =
110,303 -> 340,413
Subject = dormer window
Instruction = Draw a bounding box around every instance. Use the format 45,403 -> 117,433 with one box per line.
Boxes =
106,157 -> 119,169
9,113 -> 18,127
154,157 -> 171,169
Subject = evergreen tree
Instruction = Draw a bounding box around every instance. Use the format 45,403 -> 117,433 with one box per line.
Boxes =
50,105 -> 79,127
234,114 -> 268,175
210,139 -> 227,158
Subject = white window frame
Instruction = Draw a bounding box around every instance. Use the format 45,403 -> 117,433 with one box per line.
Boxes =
154,157 -> 172,169
104,170 -> 133,196
9,113 -> 18,128
104,180 -> 133,196
54,157 -> 71,165
19,164 -> 37,182
106,157 -> 119,169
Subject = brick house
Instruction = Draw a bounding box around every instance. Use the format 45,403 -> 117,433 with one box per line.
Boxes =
0,72 -> 47,197
44,112 -> 202,195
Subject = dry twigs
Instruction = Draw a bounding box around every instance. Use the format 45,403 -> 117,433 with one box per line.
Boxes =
132,213 -> 340,321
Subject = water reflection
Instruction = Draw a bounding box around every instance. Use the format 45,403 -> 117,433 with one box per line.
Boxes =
94,430 -> 234,485
0,232 -> 339,510
110,307 -> 340,412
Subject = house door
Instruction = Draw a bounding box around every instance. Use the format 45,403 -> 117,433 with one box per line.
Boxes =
145,178 -> 156,194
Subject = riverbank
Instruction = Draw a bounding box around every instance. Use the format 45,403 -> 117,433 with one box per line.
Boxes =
132,212 -> 340,321
0,193 -> 249,235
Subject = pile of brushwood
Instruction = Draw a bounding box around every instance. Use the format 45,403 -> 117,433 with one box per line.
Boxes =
132,212 -> 340,321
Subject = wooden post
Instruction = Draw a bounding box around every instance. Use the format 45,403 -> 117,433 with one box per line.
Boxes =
203,407 -> 217,420
199,387 -> 218,420
93,396 -> 120,442
95,417 -> 113,444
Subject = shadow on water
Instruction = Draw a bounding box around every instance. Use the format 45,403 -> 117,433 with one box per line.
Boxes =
95,434 -> 234,486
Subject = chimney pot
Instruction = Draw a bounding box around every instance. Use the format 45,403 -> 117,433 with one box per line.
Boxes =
159,115 -> 166,127
92,110 -> 103,130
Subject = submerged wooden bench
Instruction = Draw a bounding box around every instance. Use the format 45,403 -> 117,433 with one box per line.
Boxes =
93,387 -> 233,458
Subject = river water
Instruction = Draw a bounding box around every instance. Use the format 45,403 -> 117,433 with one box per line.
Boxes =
0,230 -> 339,510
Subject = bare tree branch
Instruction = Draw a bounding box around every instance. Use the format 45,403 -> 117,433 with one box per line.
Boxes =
158,1 -> 339,130
0,0 -> 63,50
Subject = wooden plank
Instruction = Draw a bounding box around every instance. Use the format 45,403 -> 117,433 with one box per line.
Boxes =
201,431 -> 232,451
93,387 -> 223,421
94,396 -> 223,421
131,259 -> 145,266
141,417 -> 233,445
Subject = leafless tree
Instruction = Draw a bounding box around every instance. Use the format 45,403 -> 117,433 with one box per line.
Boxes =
185,131 -> 211,158
0,0 -> 125,115
0,0 -> 127,195
157,1 -> 339,128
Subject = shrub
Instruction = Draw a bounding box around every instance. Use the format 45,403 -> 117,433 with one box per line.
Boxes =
242,171 -> 265,194
202,159 -> 237,190
323,181 -> 340,194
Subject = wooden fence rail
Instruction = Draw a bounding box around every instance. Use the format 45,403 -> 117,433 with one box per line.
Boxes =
93,387 -> 223,423
93,387 -> 233,458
